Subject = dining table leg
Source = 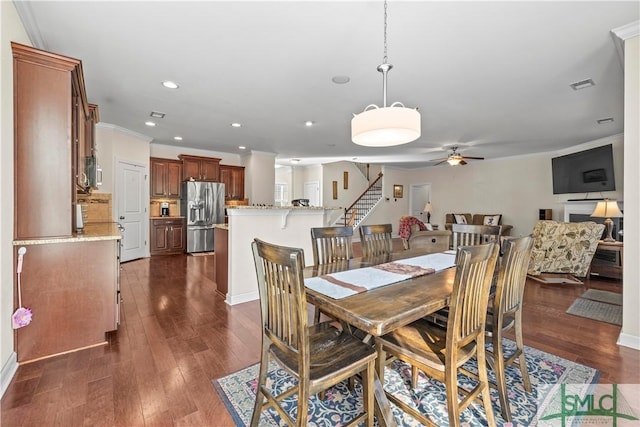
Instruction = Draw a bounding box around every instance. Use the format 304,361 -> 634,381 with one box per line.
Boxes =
373,364 -> 397,426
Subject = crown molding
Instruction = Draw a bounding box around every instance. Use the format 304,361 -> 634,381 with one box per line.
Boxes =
96,122 -> 153,142
12,1 -> 47,50
611,20 -> 639,65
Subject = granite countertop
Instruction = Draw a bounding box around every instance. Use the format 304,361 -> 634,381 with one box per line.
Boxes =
226,205 -> 341,210
150,216 -> 185,220
214,224 -> 229,230
13,222 -> 122,246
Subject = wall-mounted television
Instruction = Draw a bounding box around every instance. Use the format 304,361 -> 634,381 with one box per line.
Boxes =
551,144 -> 616,195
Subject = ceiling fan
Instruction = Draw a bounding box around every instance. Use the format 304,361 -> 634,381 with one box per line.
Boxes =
431,146 -> 485,166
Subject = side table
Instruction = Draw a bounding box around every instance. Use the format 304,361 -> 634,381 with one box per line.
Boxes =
590,240 -> 623,280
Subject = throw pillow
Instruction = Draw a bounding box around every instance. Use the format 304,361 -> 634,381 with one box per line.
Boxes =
483,214 -> 502,226
453,214 -> 467,224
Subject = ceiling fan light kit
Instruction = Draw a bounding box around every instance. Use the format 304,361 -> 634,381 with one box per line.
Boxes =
351,0 -> 421,147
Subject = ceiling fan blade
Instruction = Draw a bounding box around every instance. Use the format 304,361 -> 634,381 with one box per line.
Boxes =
461,156 -> 485,160
459,160 -> 468,165
433,159 -> 448,166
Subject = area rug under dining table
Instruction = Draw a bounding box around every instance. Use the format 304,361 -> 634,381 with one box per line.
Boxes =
213,339 -> 599,426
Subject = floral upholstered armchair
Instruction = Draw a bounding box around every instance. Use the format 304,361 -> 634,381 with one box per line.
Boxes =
527,220 -> 605,280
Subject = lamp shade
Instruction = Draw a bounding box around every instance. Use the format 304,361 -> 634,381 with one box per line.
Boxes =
590,200 -> 623,218
423,202 -> 432,213
351,106 -> 421,147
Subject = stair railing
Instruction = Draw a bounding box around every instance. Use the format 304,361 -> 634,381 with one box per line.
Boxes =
343,172 -> 383,226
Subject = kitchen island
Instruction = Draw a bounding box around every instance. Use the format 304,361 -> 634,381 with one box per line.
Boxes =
222,206 -> 341,304
12,223 -> 121,363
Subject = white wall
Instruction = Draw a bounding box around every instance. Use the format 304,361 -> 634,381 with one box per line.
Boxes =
96,124 -> 152,197
404,135 -> 624,237
1,1 -> 31,397
620,35 -> 639,349
244,151 -> 276,205
320,161 -> 368,209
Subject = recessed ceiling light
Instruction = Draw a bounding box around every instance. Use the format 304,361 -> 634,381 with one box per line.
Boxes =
597,117 -> 614,124
145,121 -> 156,127
231,122 -> 242,128
174,136 -> 183,141
305,121 -> 314,127
332,75 -> 350,84
238,146 -> 246,150
162,81 -> 179,89
569,79 -> 595,90
150,111 -> 165,118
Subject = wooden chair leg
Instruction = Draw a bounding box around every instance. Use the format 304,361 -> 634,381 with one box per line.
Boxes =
411,366 -> 419,388
515,313 -> 532,392
492,332 -> 511,421
444,366 -> 460,427
363,360 -> 375,427
250,347 -> 270,427
477,337 -> 496,427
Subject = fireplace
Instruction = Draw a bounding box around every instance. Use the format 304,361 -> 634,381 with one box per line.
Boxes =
564,201 -> 624,242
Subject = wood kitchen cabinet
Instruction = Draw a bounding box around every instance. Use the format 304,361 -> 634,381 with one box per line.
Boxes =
180,154 -> 221,181
12,42 -> 91,239
14,235 -> 121,363
150,157 -> 183,198
150,218 -> 186,255
220,164 -> 245,200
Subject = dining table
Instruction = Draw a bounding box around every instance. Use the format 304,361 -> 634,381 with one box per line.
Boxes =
304,248 -> 458,427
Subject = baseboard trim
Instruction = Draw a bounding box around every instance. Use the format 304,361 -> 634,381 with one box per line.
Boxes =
617,332 -> 640,350
225,291 -> 259,306
1,352 -> 18,399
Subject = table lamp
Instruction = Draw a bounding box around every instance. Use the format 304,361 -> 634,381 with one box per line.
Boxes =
423,202 -> 432,223
590,199 -> 623,242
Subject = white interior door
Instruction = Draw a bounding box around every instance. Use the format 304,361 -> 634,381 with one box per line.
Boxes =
409,183 -> 431,222
116,160 -> 147,262
304,181 -> 320,207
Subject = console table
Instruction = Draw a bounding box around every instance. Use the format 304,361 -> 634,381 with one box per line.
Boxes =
590,241 -> 623,280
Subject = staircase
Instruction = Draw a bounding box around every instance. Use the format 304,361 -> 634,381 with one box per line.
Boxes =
334,172 -> 384,229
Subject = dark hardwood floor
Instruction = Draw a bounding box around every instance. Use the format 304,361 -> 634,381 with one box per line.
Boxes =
2,242 -> 638,426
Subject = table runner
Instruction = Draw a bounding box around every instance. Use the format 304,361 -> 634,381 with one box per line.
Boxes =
305,252 -> 456,299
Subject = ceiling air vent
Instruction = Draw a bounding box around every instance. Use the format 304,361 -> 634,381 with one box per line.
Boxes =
569,79 -> 595,90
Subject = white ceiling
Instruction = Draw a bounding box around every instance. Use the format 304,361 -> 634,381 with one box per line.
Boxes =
14,1 -> 638,168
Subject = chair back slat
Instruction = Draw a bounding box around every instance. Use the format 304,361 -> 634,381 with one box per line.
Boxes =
452,224 -> 502,250
311,226 -> 354,266
447,242 -> 499,349
252,239 -> 308,359
359,224 -> 393,257
495,235 -> 535,316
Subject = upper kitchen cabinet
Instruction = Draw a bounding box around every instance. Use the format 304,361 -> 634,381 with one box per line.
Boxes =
220,165 -> 245,200
180,154 -> 221,181
85,104 -> 99,158
150,157 -> 183,198
12,42 -> 90,239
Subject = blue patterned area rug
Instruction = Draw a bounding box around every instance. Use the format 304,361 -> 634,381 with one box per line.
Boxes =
213,339 -> 599,426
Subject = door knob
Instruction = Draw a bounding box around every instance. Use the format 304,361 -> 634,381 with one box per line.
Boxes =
120,216 -> 125,220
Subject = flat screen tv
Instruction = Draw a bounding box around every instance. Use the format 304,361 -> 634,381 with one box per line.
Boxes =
551,144 -> 616,195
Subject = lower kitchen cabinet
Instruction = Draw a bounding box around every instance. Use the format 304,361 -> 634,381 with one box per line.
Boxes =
14,236 -> 120,363
151,218 -> 186,255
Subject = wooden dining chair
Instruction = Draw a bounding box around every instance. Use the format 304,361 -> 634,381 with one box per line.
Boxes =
250,238 -> 377,427
375,242 -> 499,427
485,235 -> 534,421
310,226 -> 354,324
451,224 -> 502,250
311,226 -> 354,266
359,224 -> 393,257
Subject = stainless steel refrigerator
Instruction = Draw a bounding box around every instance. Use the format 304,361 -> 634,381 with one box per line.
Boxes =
181,181 -> 225,253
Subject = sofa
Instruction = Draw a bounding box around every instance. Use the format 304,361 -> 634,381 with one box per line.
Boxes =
527,220 -> 604,279
399,216 -> 451,250
444,213 -> 513,236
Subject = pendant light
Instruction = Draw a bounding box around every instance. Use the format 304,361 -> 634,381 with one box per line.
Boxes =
351,0 -> 421,147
